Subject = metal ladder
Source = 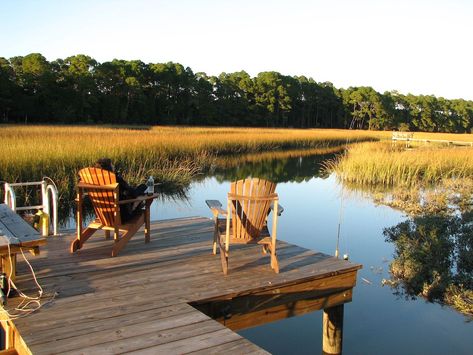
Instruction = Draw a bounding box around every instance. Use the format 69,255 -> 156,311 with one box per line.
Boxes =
3,180 -> 59,236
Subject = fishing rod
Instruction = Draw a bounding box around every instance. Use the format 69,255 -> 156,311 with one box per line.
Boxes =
335,129 -> 352,260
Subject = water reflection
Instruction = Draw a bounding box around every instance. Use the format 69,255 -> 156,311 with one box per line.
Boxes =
212,153 -> 333,183
383,211 -> 473,316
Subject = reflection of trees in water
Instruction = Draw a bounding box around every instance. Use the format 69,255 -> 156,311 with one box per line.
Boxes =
383,210 -> 473,316
338,173 -> 473,316
211,154 -> 333,183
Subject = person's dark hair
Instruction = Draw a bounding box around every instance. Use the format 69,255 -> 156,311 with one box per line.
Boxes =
95,158 -> 113,171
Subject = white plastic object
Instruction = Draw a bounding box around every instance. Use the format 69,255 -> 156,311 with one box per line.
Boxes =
146,176 -> 154,195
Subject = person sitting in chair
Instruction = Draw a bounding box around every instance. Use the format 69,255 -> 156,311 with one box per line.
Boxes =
94,158 -> 147,222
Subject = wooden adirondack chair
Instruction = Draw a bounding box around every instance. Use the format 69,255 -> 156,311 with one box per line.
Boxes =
70,167 -> 157,257
206,178 -> 281,275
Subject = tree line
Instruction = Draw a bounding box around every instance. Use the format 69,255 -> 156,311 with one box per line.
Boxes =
1,53 -> 472,132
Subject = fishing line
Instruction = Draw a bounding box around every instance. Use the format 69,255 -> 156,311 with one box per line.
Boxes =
335,132 -> 352,259
335,183 -> 344,258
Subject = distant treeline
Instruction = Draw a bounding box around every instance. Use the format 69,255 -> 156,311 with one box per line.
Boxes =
1,53 -> 472,132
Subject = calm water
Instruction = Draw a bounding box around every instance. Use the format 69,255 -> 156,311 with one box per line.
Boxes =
151,154 -> 472,355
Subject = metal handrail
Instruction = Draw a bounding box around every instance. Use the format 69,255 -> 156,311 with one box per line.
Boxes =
3,180 -> 59,236
4,182 -> 15,211
45,183 -> 58,236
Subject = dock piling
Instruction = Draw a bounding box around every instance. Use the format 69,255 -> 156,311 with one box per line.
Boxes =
322,304 -> 344,355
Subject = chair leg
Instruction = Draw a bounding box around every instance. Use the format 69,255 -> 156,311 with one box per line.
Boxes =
70,239 -> 81,253
112,233 -> 129,257
212,218 -> 220,255
112,230 -> 132,257
144,206 -> 151,244
70,227 -> 96,253
270,243 -> 279,273
111,215 -> 144,257
271,253 -> 279,273
218,237 -> 228,275
212,230 -> 218,255
105,230 -> 111,240
262,244 -> 269,254
220,252 -> 228,275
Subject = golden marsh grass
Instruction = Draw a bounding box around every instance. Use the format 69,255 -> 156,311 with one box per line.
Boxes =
2,125 -> 472,195
0,125 -> 376,196
330,141 -> 473,187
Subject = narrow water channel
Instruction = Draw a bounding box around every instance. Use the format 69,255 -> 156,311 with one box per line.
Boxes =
152,154 -> 472,355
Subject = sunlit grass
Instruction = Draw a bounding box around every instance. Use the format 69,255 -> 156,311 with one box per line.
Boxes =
3,125 -> 472,198
329,141 -> 473,187
0,125 -> 376,198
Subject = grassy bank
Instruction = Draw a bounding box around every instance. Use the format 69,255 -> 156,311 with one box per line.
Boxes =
329,141 -> 473,188
0,125 -> 376,196
3,125 -> 472,196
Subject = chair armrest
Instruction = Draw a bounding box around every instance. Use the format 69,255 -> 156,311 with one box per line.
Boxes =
118,193 -> 158,205
205,200 -> 227,216
270,202 -> 284,216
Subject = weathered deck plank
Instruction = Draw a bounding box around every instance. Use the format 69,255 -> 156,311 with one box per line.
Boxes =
7,217 -> 361,354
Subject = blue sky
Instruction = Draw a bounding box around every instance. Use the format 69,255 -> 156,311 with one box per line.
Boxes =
1,0 -> 472,100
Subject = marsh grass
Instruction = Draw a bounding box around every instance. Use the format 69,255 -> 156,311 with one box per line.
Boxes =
0,125 -> 376,204
4,125 -> 470,210
329,141 -> 473,187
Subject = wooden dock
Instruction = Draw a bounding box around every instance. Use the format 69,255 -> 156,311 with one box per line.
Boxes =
392,132 -> 473,147
3,217 -> 361,354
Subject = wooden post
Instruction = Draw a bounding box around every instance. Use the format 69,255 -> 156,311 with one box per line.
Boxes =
322,304 -> 344,355
76,190 -> 83,246
1,254 -> 16,283
270,199 -> 279,273
225,199 -> 231,253
113,190 -> 120,242
212,209 -> 218,255
144,201 -> 151,244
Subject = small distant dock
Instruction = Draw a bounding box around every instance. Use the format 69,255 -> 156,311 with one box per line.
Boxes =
4,217 -> 361,354
392,131 -> 473,147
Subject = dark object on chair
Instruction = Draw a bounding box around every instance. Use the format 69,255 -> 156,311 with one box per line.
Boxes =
94,158 -> 147,222
70,167 -> 157,257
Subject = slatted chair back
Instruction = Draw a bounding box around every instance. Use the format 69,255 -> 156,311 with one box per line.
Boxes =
229,178 -> 277,242
78,167 -> 119,227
